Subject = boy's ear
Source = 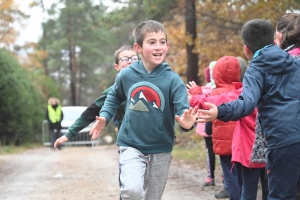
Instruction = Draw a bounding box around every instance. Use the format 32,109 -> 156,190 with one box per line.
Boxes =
134,43 -> 142,54
243,45 -> 253,59
114,63 -> 119,71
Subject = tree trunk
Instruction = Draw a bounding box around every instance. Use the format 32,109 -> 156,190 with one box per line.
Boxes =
78,61 -> 83,105
185,0 -> 199,84
67,2 -> 77,106
40,0 -> 48,76
69,48 -> 76,106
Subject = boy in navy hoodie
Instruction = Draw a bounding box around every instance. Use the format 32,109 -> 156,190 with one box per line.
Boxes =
197,19 -> 300,199
89,20 -> 197,200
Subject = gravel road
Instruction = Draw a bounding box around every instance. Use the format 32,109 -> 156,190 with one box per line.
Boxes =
0,145 -> 227,200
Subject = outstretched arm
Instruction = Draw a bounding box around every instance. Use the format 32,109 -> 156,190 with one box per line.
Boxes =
55,116 -> 106,148
61,88 -> 112,142
175,106 -> 198,129
191,89 -> 242,109
197,68 -> 262,123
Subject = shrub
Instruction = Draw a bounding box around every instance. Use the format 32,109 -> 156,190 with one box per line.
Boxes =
0,50 -> 50,145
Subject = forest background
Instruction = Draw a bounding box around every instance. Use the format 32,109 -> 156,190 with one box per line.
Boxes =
0,0 -> 299,146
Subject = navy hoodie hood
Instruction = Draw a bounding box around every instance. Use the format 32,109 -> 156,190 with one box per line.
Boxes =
251,44 -> 295,75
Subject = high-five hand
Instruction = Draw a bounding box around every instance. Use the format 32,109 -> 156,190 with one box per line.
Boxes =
196,102 -> 218,123
175,106 -> 198,129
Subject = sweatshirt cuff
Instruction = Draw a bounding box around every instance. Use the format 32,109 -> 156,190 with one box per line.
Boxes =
179,124 -> 194,132
100,111 -> 113,125
217,104 -> 227,120
64,131 -> 74,140
189,86 -> 202,95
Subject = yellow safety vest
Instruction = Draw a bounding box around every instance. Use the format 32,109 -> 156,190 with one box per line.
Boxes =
48,105 -> 62,123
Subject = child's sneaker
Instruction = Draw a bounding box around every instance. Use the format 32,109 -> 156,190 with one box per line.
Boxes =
203,177 -> 215,186
215,190 -> 229,199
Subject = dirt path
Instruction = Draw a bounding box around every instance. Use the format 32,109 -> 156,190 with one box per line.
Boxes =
0,145 -> 225,200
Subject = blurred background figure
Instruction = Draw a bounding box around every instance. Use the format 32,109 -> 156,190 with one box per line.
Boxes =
45,97 -> 63,150
198,64 -> 216,187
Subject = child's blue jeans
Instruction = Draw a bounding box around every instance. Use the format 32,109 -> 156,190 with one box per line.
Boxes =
220,155 -> 243,200
241,166 -> 268,200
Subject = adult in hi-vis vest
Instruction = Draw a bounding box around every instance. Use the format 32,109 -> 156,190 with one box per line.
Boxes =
45,97 -> 63,149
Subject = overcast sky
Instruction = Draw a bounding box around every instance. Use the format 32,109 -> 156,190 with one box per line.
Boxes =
14,0 -> 118,45
15,0 -> 50,45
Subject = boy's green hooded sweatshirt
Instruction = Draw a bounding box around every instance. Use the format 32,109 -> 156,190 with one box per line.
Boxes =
100,61 -> 192,154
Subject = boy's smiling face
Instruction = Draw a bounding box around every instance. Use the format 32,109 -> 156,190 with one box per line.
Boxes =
114,50 -> 138,71
134,31 -> 169,72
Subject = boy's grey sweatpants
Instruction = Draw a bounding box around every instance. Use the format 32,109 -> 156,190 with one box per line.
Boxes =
118,146 -> 172,200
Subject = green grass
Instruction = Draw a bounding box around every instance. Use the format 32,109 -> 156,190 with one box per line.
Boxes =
172,141 -> 221,169
172,144 -> 206,162
0,143 -> 44,155
172,127 -> 222,168
172,129 -> 208,168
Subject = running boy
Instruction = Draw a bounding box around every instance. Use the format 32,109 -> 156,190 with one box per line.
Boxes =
197,19 -> 300,199
54,45 -> 138,146
89,20 -> 197,200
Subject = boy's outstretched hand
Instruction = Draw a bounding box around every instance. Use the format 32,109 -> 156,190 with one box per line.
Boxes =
54,136 -> 68,148
175,106 -> 198,129
196,102 -> 218,123
89,116 -> 106,140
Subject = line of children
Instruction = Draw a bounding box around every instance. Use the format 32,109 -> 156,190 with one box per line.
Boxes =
190,14 -> 300,200
88,20 -> 198,200
197,19 -> 300,199
189,56 -> 249,200
188,56 -> 269,199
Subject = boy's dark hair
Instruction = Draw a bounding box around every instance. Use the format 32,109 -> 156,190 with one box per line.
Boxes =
281,15 -> 300,49
276,13 -> 300,32
114,45 -> 135,64
241,19 -> 274,53
132,20 -> 167,47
